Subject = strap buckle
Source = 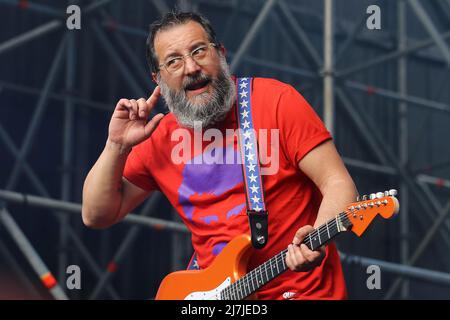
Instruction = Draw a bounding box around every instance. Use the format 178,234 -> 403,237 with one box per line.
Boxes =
247,209 -> 268,249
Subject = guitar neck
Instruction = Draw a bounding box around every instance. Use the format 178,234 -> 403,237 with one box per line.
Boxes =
221,212 -> 352,300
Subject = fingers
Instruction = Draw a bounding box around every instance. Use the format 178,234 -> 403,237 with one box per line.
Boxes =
129,99 -> 138,120
115,86 -> 161,121
147,85 -> 161,106
286,225 -> 326,272
300,244 -> 323,264
292,225 -> 314,245
137,98 -> 148,119
286,243 -> 324,272
286,244 -> 304,271
143,113 -> 165,138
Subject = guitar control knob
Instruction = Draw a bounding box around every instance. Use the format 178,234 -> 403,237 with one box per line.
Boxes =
362,195 -> 367,200
370,193 -> 376,200
376,192 -> 384,199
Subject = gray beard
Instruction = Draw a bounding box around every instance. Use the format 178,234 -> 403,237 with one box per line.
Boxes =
158,56 -> 236,129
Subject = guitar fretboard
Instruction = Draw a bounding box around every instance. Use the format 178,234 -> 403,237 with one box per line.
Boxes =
220,212 -> 352,300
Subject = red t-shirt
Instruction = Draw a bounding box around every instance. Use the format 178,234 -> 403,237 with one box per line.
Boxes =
123,77 -> 347,300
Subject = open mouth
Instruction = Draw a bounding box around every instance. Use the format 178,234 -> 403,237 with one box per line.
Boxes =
185,79 -> 211,92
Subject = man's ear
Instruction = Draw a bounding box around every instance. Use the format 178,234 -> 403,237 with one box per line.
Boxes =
151,73 -> 158,84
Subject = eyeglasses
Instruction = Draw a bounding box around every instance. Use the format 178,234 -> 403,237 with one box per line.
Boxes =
158,43 -> 218,75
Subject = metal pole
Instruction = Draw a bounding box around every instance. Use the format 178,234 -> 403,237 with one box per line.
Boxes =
99,20 -> 148,37
88,194 -> 163,299
323,0 -> 334,135
0,126 -> 121,298
229,0 -> 278,73
0,80 -> 112,111
0,189 -> 188,233
417,174 -> 450,189
91,22 -> 146,98
0,238 -> 43,299
0,20 -> 62,55
5,36 -> 67,190
58,27 -> 75,291
385,200 -> 450,299
278,0 -> 323,67
398,0 -> 409,299
100,10 -> 152,90
230,53 -> 318,79
0,207 -> 68,299
336,30 -> 450,78
340,251 -> 450,287
336,87 -> 450,247
334,15 -> 366,66
0,124 -> 49,196
408,0 -> 450,68
0,0 -> 63,18
417,181 -> 450,237
342,157 -> 397,176
335,88 -> 389,165
271,10 -> 315,73
344,80 -> 450,115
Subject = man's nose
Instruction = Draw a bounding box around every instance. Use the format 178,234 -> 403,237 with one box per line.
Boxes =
183,56 -> 202,75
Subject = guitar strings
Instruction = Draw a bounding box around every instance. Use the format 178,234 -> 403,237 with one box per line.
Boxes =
222,206 -> 375,299
304,198 -> 390,244
223,199 -> 393,299
223,219 -> 344,299
222,212 -> 348,299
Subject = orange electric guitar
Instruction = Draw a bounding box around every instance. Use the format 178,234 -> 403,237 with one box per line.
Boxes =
156,190 -> 399,300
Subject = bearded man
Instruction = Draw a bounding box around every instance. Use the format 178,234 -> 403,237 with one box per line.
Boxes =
82,11 -> 357,300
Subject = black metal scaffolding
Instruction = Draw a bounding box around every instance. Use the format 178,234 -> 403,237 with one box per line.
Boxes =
1,0 -> 450,299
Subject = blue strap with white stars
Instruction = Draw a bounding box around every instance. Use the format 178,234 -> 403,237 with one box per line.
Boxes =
185,77 -> 268,269
186,252 -> 199,270
236,77 -> 268,249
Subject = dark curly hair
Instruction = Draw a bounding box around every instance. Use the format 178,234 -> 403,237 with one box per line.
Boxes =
146,11 -> 220,74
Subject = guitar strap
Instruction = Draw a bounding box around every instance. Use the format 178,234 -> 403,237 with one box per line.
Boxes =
235,77 -> 269,250
186,77 -> 269,270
